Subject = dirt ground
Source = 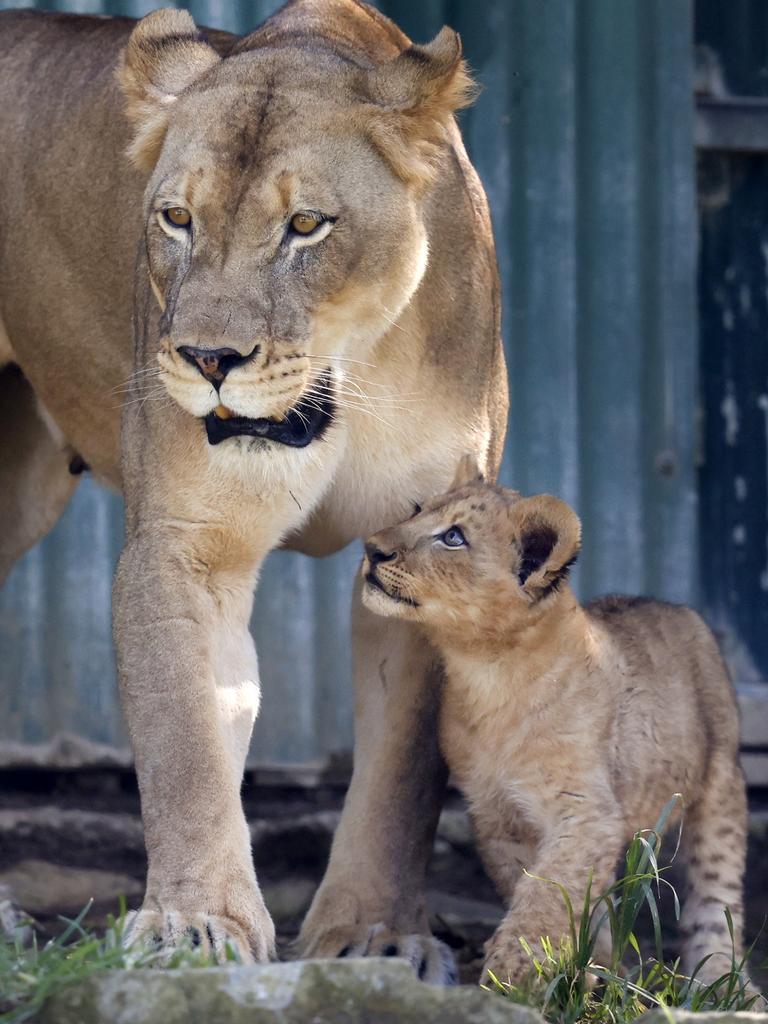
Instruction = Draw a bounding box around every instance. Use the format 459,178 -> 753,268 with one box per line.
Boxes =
1,769 -> 766,988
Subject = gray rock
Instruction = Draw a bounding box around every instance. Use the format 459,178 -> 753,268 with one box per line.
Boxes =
249,810 -> 340,845
436,808 -> 474,849
262,878 -> 316,926
0,733 -> 132,770
0,881 -> 30,942
639,1013 -> 768,1024
0,806 -> 146,866
39,959 -> 544,1024
0,859 -> 143,917
427,888 -> 502,950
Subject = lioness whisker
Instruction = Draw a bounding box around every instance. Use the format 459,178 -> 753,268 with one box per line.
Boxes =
304,354 -> 379,369
307,374 -> 419,402
304,362 -> 423,401
111,380 -> 164,396
113,360 -> 163,386
113,396 -> 173,412
114,377 -> 166,389
305,385 -> 413,415
332,379 -> 419,408
118,389 -> 171,404
305,393 -> 396,431
336,373 -> 416,393
117,389 -> 169,403
115,386 -> 169,401
111,369 -> 165,394
377,306 -> 406,334
292,405 -> 312,431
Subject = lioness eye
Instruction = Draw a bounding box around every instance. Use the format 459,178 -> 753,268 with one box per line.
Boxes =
163,207 -> 191,229
441,526 -> 467,548
290,212 -> 323,235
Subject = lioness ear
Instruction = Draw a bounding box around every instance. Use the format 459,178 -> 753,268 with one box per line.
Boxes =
117,9 -> 221,171
363,27 -> 477,186
450,453 -> 485,491
511,495 -> 581,600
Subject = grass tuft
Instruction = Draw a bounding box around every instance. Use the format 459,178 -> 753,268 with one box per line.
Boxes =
0,899 -> 227,1024
485,796 -> 766,1023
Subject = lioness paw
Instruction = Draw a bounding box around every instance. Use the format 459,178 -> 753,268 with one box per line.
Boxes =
122,907 -> 274,964
300,922 -> 457,985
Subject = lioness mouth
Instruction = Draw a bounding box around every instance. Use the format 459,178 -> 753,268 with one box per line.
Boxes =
204,372 -> 334,448
365,572 -> 420,608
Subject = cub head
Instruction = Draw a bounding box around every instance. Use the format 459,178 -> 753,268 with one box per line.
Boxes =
361,457 -> 581,641
117,7 -> 475,447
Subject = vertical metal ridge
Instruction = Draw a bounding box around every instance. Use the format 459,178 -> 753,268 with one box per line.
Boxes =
638,0 -> 698,603
576,0 -> 645,599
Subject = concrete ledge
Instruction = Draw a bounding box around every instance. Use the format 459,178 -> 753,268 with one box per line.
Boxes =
38,959 -> 544,1024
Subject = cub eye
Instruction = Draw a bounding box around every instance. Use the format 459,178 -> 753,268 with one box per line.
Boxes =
289,212 -> 324,236
440,526 -> 466,548
163,207 -> 191,229
410,503 -> 422,518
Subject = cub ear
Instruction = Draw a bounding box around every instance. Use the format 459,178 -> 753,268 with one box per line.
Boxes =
511,495 -> 581,600
449,453 -> 485,491
362,27 -> 477,186
117,9 -> 221,171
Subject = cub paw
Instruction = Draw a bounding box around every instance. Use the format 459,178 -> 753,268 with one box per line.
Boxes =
300,921 -> 458,985
481,931 -> 534,987
122,907 -> 274,964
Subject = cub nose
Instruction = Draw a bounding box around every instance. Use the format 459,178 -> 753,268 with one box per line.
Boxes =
365,542 -> 398,567
177,345 -> 257,385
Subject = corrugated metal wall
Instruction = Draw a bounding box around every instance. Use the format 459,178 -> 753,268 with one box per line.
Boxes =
695,0 -> 768,692
0,0 -> 699,767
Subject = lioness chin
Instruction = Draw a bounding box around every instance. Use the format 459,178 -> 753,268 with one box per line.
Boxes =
363,459 -> 748,988
0,1 -> 507,980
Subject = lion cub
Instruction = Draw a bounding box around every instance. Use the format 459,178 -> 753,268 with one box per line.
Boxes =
362,460 -> 748,986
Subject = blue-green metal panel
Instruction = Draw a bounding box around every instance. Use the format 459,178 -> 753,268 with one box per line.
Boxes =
696,0 -> 768,685
698,152 -> 768,684
696,0 -> 768,98
0,0 -> 701,766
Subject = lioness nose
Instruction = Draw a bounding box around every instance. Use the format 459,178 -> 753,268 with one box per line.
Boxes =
365,543 -> 398,566
178,345 -> 257,385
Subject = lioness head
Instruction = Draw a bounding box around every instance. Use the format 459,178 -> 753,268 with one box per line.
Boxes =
117,6 -> 474,447
362,458 -> 581,637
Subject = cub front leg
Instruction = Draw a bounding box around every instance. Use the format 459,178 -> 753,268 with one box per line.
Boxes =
113,528 -> 274,963
482,811 -> 622,986
298,573 -> 456,983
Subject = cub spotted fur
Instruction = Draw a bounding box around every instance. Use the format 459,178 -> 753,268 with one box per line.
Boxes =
363,461 -> 748,986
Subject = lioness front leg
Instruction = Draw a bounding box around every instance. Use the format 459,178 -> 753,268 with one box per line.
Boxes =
298,574 -> 456,983
482,812 -> 622,985
113,528 -> 274,963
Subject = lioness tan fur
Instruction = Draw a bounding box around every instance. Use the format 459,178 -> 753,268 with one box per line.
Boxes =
363,465 -> 748,986
0,2 -> 507,978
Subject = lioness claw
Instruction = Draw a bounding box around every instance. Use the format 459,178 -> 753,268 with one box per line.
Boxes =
122,908 -> 273,964
301,922 -> 458,985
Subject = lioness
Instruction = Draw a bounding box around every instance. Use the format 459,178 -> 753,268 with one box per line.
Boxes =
362,463 -> 748,986
0,1 -> 507,979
